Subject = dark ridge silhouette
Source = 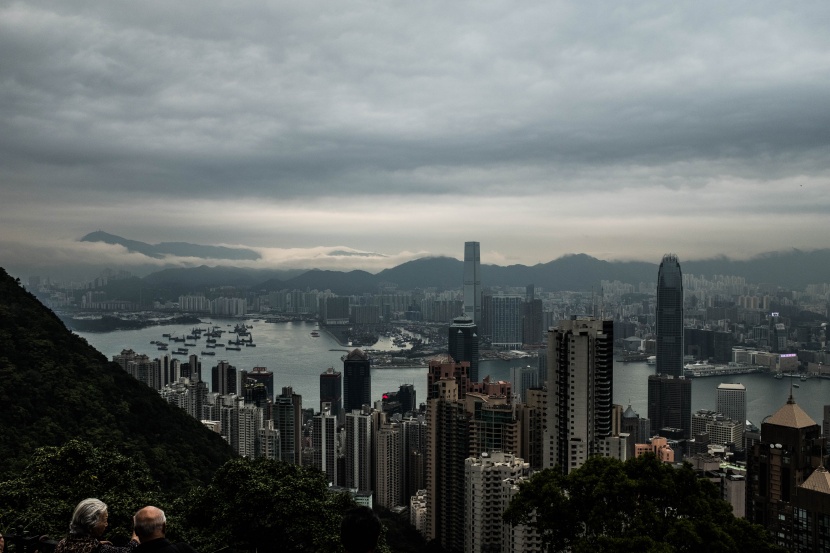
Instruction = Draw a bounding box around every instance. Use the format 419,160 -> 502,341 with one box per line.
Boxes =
0,267 -> 235,488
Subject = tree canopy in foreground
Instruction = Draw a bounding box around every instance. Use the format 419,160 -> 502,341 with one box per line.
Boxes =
503,454 -> 783,553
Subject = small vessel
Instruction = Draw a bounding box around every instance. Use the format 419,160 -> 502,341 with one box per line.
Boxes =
793,384 -> 800,388
227,346 -> 241,351
775,373 -> 784,379
246,343 -> 256,347
801,375 -> 808,381
162,333 -> 171,338
201,350 -> 216,356
311,331 -> 320,337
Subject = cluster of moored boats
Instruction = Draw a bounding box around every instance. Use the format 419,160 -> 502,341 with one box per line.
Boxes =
151,323 -> 257,356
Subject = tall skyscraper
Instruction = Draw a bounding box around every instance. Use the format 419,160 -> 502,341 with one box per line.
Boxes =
649,254 -> 692,440
343,349 -> 371,412
656,254 -> 684,376
463,241 -> 481,326
448,315 -> 479,383
544,317 -> 614,473
320,367 -> 342,421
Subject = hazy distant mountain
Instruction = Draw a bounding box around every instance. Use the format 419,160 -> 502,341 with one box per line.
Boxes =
260,269 -> 379,296
81,230 -> 261,260
121,248 -> 830,299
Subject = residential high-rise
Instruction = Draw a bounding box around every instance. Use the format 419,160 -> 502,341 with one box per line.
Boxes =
313,403 -> 340,485
320,367 -> 343,421
656,254 -> 684,376
375,419 -> 403,509
274,386 -> 303,465
343,349 -> 371,412
448,315 -> 479,383
544,317 -> 614,473
425,376 -> 468,552
345,406 -> 374,493
212,360 -> 238,396
510,365 -> 539,404
241,366 -> 273,400
463,241 -> 481,326
464,452 -> 529,553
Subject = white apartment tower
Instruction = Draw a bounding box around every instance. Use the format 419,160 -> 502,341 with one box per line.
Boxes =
464,241 -> 481,326
544,317 -> 614,473
345,407 -> 374,492
313,403 -> 340,485
463,452 -> 529,553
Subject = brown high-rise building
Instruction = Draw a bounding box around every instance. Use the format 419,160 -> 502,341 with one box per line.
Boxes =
748,395 -> 827,550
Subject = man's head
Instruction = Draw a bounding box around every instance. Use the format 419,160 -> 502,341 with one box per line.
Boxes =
340,506 -> 381,553
133,506 -> 166,543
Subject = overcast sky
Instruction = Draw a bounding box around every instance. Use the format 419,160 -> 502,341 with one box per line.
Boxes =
2,1 -> 829,275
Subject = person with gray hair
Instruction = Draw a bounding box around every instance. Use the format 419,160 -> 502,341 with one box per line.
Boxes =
133,507 -> 197,553
55,498 -> 138,553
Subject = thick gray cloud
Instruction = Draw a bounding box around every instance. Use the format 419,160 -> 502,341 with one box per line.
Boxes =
2,1 -> 829,272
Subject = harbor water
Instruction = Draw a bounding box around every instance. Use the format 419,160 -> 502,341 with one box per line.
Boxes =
77,320 -> 830,425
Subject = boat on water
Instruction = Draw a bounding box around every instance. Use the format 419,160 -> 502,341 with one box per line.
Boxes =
801,375 -> 808,381
172,351 -> 187,356
227,346 -> 241,351
246,343 -> 256,347
162,333 -> 171,338
793,384 -> 800,388
157,345 -> 168,351
775,373 -> 784,379
646,356 -> 656,365
201,350 -> 216,356
311,331 -> 320,337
